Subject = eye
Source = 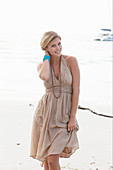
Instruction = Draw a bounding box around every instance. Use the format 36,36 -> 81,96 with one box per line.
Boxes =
51,44 -> 56,47
58,42 -> 61,46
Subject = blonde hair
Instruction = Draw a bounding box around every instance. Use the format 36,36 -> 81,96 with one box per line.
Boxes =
40,31 -> 61,50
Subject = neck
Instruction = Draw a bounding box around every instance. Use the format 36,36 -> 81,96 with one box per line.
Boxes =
50,55 -> 61,65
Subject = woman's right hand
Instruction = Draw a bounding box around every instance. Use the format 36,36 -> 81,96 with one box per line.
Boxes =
44,50 -> 51,63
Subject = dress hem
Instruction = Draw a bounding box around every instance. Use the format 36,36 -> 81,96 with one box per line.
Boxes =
30,145 -> 79,163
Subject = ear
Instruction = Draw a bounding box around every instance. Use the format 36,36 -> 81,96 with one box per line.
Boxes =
45,46 -> 48,51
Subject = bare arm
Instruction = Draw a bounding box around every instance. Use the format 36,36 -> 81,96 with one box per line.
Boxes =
37,52 -> 50,81
70,57 -> 80,118
67,56 -> 80,131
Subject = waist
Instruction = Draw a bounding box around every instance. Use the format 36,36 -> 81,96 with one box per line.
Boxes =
45,85 -> 72,94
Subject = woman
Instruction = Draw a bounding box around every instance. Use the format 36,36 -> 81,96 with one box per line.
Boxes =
30,31 -> 80,170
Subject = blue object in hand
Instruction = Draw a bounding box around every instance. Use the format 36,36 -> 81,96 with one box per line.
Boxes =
43,55 -> 50,63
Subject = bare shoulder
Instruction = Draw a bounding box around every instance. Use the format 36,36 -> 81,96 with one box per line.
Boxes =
62,55 -> 79,71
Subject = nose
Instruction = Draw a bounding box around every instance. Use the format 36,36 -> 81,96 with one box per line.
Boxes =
56,45 -> 60,51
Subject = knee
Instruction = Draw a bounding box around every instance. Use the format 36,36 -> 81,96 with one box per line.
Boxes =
47,156 -> 58,167
47,158 -> 55,167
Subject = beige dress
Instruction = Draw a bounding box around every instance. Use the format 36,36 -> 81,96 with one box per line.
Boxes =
30,56 -> 79,163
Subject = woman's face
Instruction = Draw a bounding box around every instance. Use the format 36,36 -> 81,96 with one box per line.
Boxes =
46,37 -> 62,58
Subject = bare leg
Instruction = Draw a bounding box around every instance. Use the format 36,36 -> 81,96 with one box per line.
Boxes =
44,160 -> 49,170
47,154 -> 61,170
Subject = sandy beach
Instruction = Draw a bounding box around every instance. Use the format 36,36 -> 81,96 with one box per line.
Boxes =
0,98 -> 112,170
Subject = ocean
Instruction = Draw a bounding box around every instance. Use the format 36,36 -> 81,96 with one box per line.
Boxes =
0,34 -> 112,103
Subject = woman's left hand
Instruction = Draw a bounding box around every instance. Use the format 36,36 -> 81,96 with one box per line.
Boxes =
67,117 -> 76,132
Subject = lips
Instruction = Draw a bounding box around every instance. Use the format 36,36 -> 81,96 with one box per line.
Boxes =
55,51 -> 60,54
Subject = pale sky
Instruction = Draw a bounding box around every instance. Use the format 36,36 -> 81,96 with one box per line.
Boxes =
0,0 -> 112,39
